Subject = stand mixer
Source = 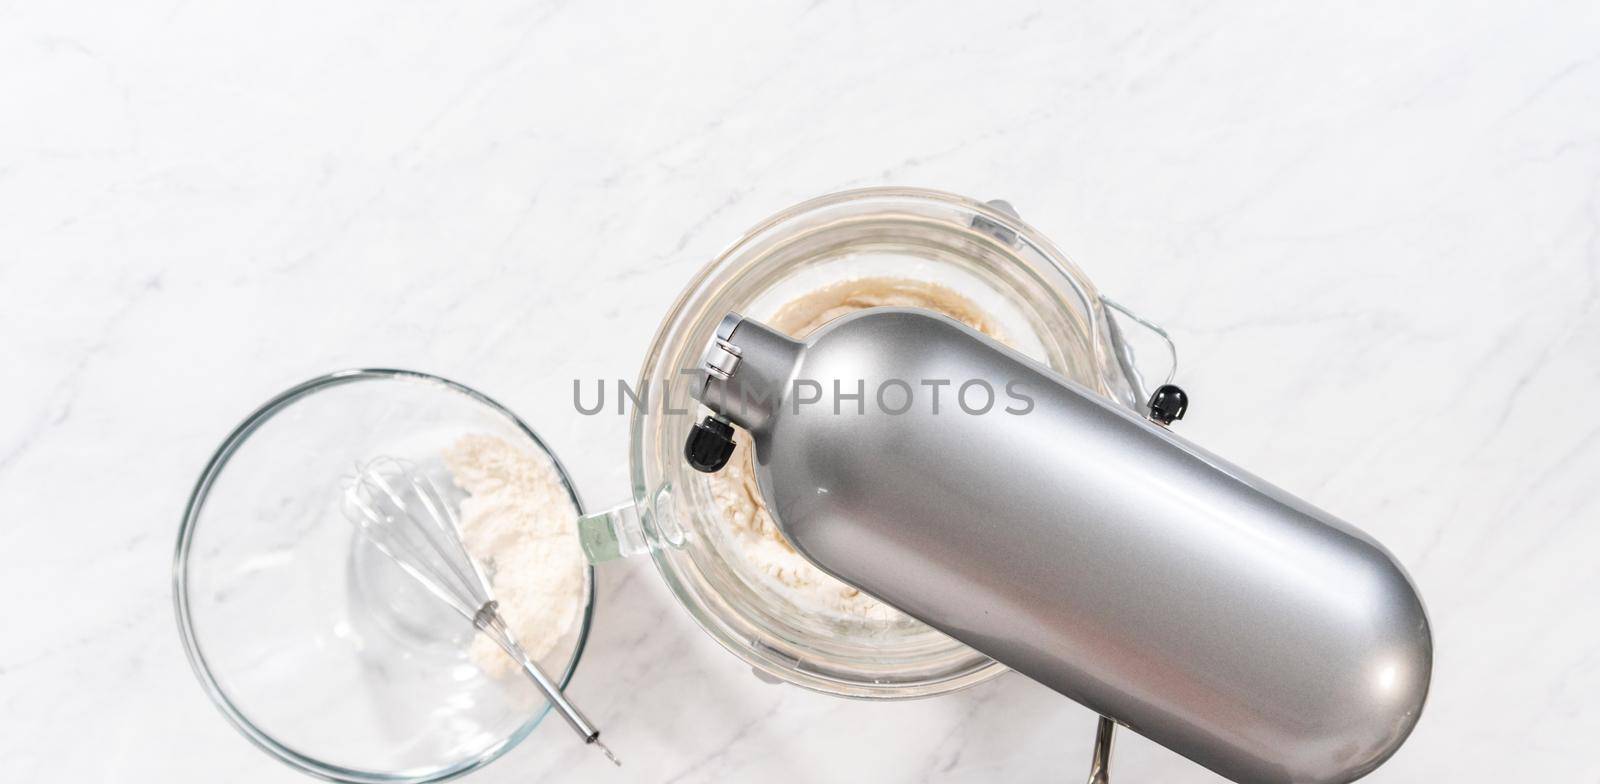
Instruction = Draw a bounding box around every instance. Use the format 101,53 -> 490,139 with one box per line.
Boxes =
176,188 -> 1432,784
683,307 -> 1432,783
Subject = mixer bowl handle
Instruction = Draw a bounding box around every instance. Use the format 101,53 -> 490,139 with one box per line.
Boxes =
577,485 -> 687,563
1101,295 -> 1178,406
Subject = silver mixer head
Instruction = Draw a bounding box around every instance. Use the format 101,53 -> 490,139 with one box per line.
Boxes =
690,309 -> 1431,784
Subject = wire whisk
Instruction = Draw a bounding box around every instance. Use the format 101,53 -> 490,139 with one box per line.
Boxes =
342,456 -> 618,766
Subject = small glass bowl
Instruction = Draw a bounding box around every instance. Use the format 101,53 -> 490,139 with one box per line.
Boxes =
173,369 -> 595,783
630,188 -> 1145,698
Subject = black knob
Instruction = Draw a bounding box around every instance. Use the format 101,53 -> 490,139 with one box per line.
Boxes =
685,416 -> 737,473
1147,384 -> 1189,425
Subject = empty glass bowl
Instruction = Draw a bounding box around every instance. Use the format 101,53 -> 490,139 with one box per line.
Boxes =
173,370 -> 594,783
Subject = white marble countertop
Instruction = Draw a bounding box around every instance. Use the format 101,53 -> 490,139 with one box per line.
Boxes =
4,1 -> 1598,781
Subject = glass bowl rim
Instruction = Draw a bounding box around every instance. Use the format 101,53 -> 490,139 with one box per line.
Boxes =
171,367 -> 597,784
631,186 -> 1118,699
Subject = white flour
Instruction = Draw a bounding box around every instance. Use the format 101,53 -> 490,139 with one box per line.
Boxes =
444,434 -> 586,676
709,278 -> 1007,623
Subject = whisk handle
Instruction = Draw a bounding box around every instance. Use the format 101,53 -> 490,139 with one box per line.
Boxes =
477,610 -> 600,743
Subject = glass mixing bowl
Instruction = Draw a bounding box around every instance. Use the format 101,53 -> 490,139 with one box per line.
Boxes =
609,187 -> 1164,698
173,370 -> 595,783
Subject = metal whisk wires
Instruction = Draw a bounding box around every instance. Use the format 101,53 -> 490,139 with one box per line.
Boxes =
341,456 -> 618,766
